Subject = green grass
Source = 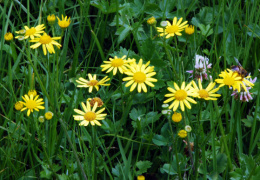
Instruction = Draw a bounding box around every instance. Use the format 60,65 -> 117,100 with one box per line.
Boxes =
1,0 -> 260,179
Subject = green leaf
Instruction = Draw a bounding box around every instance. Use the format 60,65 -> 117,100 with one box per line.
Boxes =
152,134 -> 168,146
216,153 -> 227,173
161,164 -> 177,175
116,25 -> 133,44
241,116 -> 254,127
136,161 -> 152,175
129,107 -> 146,121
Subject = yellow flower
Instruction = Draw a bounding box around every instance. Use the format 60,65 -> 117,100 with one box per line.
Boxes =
164,82 -> 197,111
14,101 -> 24,110
157,17 -> 188,38
100,55 -> 135,75
30,33 -> 61,55
57,15 -> 71,29
171,112 -> 182,122
4,32 -> 13,41
76,74 -> 110,93
20,94 -> 45,116
185,25 -> 195,35
28,90 -> 37,97
45,111 -> 53,120
73,101 -> 107,126
178,130 -> 187,138
39,116 -> 45,123
47,14 -> 56,25
192,79 -> 221,100
123,59 -> 157,93
215,69 -> 243,92
15,24 -> 45,40
236,75 -> 255,92
137,175 -> 145,180
147,16 -> 156,25
87,97 -> 104,107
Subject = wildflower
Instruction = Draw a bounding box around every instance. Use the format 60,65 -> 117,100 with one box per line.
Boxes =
57,15 -> 71,29
39,116 -> 45,123
100,55 -> 135,75
157,17 -> 188,38
164,82 -> 197,112
162,110 -> 169,115
178,130 -> 187,138
185,25 -> 195,35
215,69 -> 243,92
161,103 -> 169,109
123,59 -> 157,93
73,101 -> 107,126
87,97 -> 104,107
4,32 -> 13,41
76,74 -> 110,93
45,111 -> 53,120
231,77 -> 257,102
20,94 -> 45,116
185,125 -> 192,132
14,101 -> 24,110
172,112 -> 182,122
147,16 -> 156,25
186,55 -> 212,81
28,90 -> 37,97
137,175 -> 145,180
191,79 -> 221,100
160,21 -> 168,27
47,14 -> 56,25
15,24 -> 45,40
30,33 -> 61,55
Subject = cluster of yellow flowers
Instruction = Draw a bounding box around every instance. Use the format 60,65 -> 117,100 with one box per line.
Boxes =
15,90 -> 54,121
73,55 -> 158,127
6,14 -> 71,55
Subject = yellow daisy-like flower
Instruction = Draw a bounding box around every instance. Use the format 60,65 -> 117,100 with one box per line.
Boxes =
157,17 -> 188,38
215,69 -> 243,92
30,33 -> 61,55
171,112 -> 182,122
14,101 -> 24,110
73,101 -> 107,126
4,32 -> 13,41
236,75 -> 255,92
178,130 -> 187,138
100,55 -> 135,75
76,74 -> 110,93
47,14 -> 56,25
15,24 -> 45,40
164,82 -> 197,112
185,25 -> 195,35
192,79 -> 221,100
20,94 -> 45,116
45,111 -> 53,120
137,175 -> 145,180
28,89 -> 37,97
57,15 -> 71,29
123,59 -> 157,93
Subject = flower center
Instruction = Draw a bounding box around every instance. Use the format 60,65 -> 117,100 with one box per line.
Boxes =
223,77 -> 235,86
175,90 -> 187,101
25,100 -> 37,109
166,25 -> 179,33
111,58 -> 124,67
39,35 -> 52,44
133,72 -> 146,83
87,80 -> 99,86
198,89 -> 209,98
84,112 -> 96,121
25,27 -> 36,36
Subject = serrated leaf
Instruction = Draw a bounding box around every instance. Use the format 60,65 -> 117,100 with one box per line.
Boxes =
136,161 -> 152,174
